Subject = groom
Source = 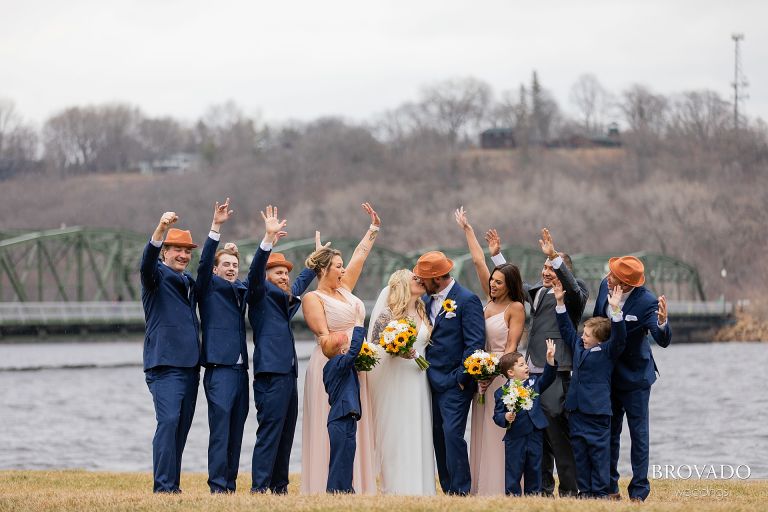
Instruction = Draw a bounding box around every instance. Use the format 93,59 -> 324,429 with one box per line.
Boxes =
413,251 -> 485,495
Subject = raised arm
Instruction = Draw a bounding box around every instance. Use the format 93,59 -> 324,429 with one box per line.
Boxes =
455,206 -> 492,297
644,294 -> 672,348
196,199 -> 232,297
553,282 -> 580,352
340,203 -> 380,292
141,211 -> 177,290
604,284 -> 627,360
541,228 -> 588,305
248,205 -> 287,303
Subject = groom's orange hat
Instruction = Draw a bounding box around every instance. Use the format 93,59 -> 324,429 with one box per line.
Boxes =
412,251 -> 454,279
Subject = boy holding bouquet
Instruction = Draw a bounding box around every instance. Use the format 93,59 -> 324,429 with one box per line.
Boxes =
322,305 -> 366,494
493,340 -> 557,496
554,282 -> 626,498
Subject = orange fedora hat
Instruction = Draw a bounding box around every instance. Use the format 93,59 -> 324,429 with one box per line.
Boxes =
267,252 -> 294,272
163,228 -> 197,248
413,251 -> 454,279
608,256 -> 645,287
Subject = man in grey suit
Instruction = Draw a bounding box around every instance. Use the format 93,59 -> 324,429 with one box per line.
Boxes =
487,228 -> 588,498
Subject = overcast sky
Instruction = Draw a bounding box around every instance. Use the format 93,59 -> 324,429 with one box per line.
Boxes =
2,0 -> 766,127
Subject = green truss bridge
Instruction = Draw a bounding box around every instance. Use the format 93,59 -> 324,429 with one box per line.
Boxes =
0,227 -> 731,341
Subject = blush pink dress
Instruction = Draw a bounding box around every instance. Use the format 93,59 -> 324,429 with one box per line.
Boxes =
300,287 -> 377,495
469,304 -> 510,495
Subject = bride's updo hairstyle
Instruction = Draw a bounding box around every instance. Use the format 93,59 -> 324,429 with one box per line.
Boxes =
387,269 -> 427,322
305,247 -> 343,278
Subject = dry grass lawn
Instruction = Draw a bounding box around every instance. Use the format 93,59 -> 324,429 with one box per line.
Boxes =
0,470 -> 765,511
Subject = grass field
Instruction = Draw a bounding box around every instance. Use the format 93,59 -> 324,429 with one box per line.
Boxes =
1,471 -> 765,511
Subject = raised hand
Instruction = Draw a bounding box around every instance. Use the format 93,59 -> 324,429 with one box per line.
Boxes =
224,242 -> 238,254
159,211 -> 178,229
272,231 -> 288,246
608,284 -> 623,313
657,295 -> 668,324
546,338 -> 556,366
212,198 -> 233,226
362,202 -> 381,227
315,231 -> 331,251
261,205 -> 287,240
454,206 -> 471,231
553,281 -> 565,304
539,228 -> 557,259
484,229 -> 501,256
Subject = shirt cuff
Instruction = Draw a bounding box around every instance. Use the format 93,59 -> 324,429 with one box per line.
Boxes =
611,311 -> 624,322
658,320 -> 667,328
149,239 -> 162,248
260,241 -> 273,251
208,231 -> 221,241
555,305 -> 567,314
491,253 -> 507,266
550,255 -> 563,269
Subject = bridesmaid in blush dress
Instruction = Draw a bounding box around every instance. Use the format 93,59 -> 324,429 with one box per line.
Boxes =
299,203 -> 381,495
454,207 -> 526,495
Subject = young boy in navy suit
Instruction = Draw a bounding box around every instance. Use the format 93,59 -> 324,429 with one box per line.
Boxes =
322,306 -> 366,494
554,282 -> 626,498
493,340 -> 557,496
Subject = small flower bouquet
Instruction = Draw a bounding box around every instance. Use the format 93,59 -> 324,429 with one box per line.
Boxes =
378,318 -> 430,370
463,349 -> 500,404
355,341 -> 381,372
500,378 -> 539,422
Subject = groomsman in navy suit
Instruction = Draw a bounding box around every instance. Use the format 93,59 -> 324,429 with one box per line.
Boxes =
413,251 -> 485,495
195,198 -> 252,493
250,207 -> 318,494
592,256 -> 671,501
140,212 -> 200,493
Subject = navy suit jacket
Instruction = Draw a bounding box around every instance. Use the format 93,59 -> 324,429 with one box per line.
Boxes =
493,363 -> 557,439
196,236 -> 249,367
140,241 -> 200,371
557,310 -> 626,416
323,326 -> 366,423
592,279 -> 672,391
248,246 -> 316,376
423,281 -> 486,393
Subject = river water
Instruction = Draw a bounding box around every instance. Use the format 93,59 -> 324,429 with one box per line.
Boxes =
1,339 -> 766,479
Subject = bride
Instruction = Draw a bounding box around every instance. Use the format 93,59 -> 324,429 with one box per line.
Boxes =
367,269 -> 436,495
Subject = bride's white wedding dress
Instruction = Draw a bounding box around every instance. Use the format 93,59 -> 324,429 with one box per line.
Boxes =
367,308 -> 436,495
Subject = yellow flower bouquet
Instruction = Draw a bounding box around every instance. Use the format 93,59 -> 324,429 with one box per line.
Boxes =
378,318 -> 430,370
355,341 -> 381,372
463,349 -> 500,404
500,378 -> 539,421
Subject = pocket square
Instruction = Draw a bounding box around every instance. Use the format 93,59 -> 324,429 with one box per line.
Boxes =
625,314 -> 638,321
445,312 -> 456,319
590,346 -> 602,352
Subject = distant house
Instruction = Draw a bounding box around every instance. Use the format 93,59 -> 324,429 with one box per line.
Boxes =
480,128 -> 516,149
547,123 -> 622,149
139,152 -> 201,175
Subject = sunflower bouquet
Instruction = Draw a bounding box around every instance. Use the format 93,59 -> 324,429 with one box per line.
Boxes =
355,341 -> 381,372
500,378 -> 539,421
378,318 -> 430,370
463,349 -> 500,404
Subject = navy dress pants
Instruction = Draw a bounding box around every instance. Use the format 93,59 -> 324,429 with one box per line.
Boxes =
203,365 -> 249,493
251,372 -> 298,493
569,411 -> 611,498
326,415 -> 357,494
145,366 -> 199,493
504,429 -> 544,496
610,386 -> 652,500
431,383 -> 473,495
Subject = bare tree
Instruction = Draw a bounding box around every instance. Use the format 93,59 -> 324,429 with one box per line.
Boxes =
569,73 -> 613,133
530,71 -> 561,142
0,99 -> 39,178
417,77 -> 492,145
667,90 -> 731,145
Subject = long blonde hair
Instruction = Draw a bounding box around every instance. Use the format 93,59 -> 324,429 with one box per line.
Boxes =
387,269 -> 427,324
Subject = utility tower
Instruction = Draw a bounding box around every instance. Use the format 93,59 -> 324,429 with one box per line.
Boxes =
731,33 -> 748,129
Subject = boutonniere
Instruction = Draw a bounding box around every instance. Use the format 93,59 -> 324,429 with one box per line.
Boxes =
440,299 -> 457,319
